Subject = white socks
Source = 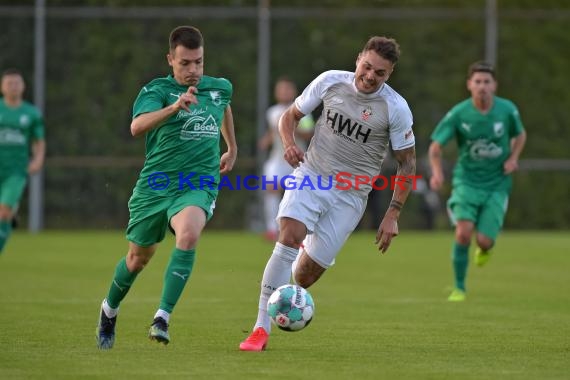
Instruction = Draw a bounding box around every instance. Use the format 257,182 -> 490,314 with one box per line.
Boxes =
102,299 -> 170,324
102,299 -> 118,318
254,243 -> 298,333
154,309 -> 170,323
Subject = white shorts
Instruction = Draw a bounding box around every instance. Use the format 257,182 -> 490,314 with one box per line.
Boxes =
277,165 -> 367,268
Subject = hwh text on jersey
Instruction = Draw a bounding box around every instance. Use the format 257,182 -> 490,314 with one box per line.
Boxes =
326,109 -> 371,143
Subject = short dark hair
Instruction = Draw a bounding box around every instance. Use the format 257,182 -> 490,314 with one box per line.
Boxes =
275,76 -> 296,87
468,61 -> 495,79
362,36 -> 400,64
2,68 -> 23,79
274,76 -> 298,94
169,26 -> 203,51
275,76 -> 293,84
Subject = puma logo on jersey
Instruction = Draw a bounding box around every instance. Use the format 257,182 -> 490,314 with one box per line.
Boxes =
113,280 -> 125,292
461,123 -> 471,132
329,97 -> 344,106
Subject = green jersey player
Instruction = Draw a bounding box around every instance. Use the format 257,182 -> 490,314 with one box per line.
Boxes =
429,61 -> 526,302
0,69 -> 46,254
96,26 -> 237,349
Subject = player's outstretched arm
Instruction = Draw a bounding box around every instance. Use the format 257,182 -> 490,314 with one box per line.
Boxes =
220,105 -> 237,174
376,146 -> 416,253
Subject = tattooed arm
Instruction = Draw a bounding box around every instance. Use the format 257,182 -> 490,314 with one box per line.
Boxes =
376,146 -> 417,253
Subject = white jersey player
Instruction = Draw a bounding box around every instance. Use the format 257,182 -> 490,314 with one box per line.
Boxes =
241,36 -> 417,351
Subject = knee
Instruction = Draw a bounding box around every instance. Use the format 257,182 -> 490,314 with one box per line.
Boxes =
175,230 -> 200,251
476,234 -> 494,251
279,235 -> 303,249
455,229 -> 472,246
278,223 -> 305,249
0,206 -> 12,221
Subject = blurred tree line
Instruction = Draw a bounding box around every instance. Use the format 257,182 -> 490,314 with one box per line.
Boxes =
0,0 -> 568,229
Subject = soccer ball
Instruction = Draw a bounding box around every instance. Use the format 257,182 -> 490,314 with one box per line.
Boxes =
267,284 -> 314,332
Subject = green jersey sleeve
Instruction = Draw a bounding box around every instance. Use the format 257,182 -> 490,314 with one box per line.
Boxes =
132,83 -> 166,119
507,101 -> 525,137
431,107 -> 459,146
32,107 -> 45,140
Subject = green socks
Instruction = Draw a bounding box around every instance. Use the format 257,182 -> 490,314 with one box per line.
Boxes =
106,257 -> 139,309
0,220 -> 12,254
159,248 -> 196,313
105,248 -> 196,314
452,242 -> 470,291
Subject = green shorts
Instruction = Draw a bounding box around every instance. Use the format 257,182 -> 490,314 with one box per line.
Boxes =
447,184 -> 509,241
0,174 -> 27,209
126,188 -> 217,247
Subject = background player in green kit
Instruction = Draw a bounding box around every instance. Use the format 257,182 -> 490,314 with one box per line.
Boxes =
0,69 -> 46,255
429,61 -> 526,302
96,26 -> 237,349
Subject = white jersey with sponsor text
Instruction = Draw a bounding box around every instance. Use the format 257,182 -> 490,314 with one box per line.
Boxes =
295,70 -> 415,195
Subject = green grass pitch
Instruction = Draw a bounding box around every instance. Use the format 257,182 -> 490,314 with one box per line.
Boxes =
0,230 -> 568,379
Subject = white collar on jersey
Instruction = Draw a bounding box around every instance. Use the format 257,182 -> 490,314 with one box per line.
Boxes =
352,80 -> 386,98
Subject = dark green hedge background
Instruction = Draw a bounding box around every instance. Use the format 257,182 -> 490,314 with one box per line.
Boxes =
1,0 -> 568,229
